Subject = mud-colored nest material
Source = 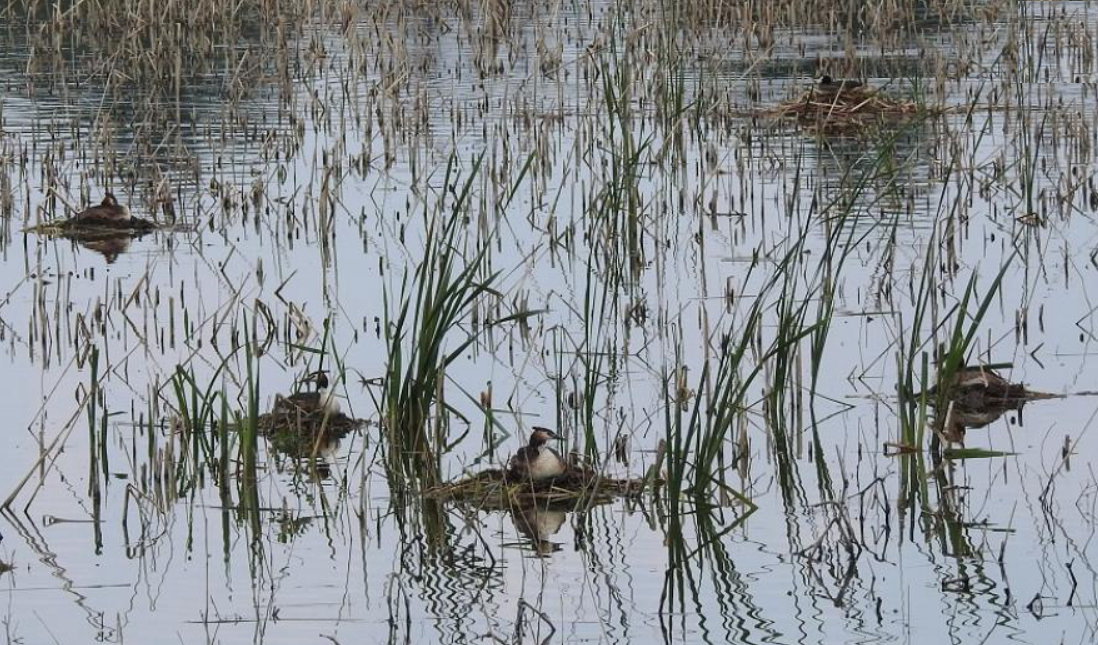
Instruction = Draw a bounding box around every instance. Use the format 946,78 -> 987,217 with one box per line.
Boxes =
256,407 -> 364,457
771,85 -> 921,131
425,467 -> 646,509
26,216 -> 159,240
925,365 -> 1059,411
903,365 -> 1062,445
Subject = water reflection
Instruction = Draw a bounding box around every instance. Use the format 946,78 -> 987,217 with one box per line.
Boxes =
933,399 -> 1023,444
259,377 -> 360,480
0,0 -> 1095,642
509,503 -> 569,557
265,430 -> 343,479
68,232 -> 140,263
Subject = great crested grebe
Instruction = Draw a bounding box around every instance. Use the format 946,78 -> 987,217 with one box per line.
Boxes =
73,193 -> 129,222
275,370 -> 340,415
508,427 -> 567,482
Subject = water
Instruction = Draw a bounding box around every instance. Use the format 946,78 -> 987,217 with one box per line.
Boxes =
0,1 -> 1097,643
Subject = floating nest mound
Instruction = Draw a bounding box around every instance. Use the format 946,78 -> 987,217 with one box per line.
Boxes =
771,85 -> 921,131
24,215 -> 162,262
906,365 -> 1061,446
256,405 -> 364,457
924,365 -> 1059,411
426,466 -> 646,510
26,216 -> 159,241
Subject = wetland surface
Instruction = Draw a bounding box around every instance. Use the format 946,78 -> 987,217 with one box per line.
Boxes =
0,1 -> 1097,643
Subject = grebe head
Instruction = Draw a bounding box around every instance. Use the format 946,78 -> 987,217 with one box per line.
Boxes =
302,370 -> 340,414
529,426 -> 560,446
304,370 -> 330,391
102,193 -> 118,207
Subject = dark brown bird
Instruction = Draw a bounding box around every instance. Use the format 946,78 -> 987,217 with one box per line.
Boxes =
508,427 -> 567,482
72,193 -> 129,223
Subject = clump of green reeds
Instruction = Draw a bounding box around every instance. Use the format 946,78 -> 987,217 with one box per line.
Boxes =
161,315 -> 271,524
379,155 -> 496,489
892,117 -> 1016,452
896,250 -> 1014,452
660,122 -> 932,612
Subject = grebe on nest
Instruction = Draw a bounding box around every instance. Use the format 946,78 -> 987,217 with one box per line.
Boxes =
508,427 -> 567,482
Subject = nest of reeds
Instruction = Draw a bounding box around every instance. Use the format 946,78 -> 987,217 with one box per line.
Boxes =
915,365 -> 1060,445
26,216 -> 159,241
771,85 -> 921,132
425,466 -> 647,510
924,365 -> 1059,412
256,406 -> 364,458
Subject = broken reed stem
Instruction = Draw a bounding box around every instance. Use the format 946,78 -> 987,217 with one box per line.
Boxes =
2,392 -> 92,511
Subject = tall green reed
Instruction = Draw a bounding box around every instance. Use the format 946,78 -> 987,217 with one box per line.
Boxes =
379,153 -> 496,490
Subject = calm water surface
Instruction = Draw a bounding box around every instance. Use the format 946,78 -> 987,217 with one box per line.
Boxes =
0,2 -> 1097,644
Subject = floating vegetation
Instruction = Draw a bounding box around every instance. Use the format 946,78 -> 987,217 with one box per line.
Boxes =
26,194 -> 158,237
25,199 -> 160,261
0,560 -> 11,575
425,467 -> 646,510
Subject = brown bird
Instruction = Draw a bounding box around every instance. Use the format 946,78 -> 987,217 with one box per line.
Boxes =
72,193 -> 129,223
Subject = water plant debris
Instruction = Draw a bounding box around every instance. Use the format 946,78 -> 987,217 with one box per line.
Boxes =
771,79 -> 923,130
257,400 -> 364,458
927,365 -> 1060,410
426,467 -> 646,509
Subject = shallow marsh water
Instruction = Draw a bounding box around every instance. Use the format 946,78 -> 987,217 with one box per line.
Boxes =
0,1 -> 1097,644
